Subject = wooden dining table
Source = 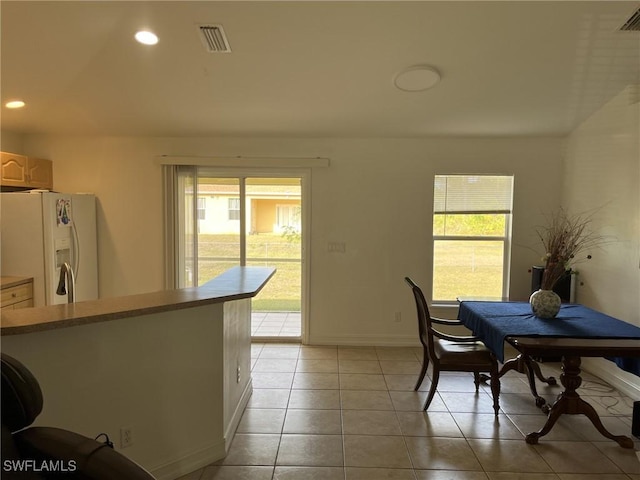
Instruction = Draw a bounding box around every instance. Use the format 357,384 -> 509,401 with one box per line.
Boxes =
458,301 -> 640,448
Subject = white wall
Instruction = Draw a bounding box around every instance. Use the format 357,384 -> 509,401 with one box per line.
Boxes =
17,135 -> 564,344
563,85 -> 640,324
562,85 -> 640,397
16,136 -> 165,298
1,304 -> 227,479
1,130 -> 24,153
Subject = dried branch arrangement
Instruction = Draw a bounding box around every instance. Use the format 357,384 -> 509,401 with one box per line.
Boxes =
536,208 -> 606,290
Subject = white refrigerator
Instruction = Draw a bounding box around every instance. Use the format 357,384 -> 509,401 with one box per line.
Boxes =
1,191 -> 99,306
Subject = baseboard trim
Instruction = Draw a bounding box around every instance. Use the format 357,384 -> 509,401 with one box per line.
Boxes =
224,379 -> 253,450
149,439 -> 226,480
308,334 -> 420,347
581,357 -> 640,398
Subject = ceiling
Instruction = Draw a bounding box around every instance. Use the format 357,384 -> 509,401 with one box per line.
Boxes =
1,1 -> 639,138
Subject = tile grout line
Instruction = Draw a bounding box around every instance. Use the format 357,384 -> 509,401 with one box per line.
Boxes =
234,344 -> 638,478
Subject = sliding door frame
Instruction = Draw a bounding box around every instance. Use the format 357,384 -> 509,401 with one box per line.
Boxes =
166,166 -> 311,344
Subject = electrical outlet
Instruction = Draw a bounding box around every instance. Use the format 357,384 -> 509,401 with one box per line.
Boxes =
394,312 -> 402,323
120,427 -> 133,448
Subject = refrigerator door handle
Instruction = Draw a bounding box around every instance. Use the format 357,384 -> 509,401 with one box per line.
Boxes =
72,223 -> 81,281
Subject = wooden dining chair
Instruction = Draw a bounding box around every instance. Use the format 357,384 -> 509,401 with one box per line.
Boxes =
405,277 -> 500,414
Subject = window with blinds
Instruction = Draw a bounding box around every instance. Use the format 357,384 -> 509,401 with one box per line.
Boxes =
433,175 -> 514,302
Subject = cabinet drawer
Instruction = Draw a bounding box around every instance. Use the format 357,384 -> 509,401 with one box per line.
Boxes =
1,282 -> 33,307
1,299 -> 33,310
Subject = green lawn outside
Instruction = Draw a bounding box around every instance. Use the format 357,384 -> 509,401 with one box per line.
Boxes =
197,234 -> 301,311
433,240 -> 504,300
193,234 -> 505,309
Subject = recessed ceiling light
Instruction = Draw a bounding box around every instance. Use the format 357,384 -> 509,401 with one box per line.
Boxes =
5,100 -> 25,109
394,66 -> 441,92
135,30 -> 158,45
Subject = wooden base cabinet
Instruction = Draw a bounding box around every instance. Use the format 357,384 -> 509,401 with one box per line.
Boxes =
1,277 -> 34,310
1,152 -> 53,190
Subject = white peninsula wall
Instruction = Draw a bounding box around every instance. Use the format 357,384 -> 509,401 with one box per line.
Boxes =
1,266 -> 275,480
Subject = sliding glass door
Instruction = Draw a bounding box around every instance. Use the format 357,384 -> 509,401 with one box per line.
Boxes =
176,168 -> 304,339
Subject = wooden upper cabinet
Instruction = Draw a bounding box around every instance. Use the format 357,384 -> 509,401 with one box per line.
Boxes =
1,152 -> 28,186
26,157 -> 53,189
1,152 -> 53,190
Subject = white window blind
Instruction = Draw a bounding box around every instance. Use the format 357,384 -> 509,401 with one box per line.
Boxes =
434,175 -> 513,214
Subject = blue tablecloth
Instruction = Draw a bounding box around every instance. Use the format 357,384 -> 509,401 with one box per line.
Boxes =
458,301 -> 640,364
608,357 -> 640,376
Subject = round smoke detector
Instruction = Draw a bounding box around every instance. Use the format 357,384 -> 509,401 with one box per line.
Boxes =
393,66 -> 441,92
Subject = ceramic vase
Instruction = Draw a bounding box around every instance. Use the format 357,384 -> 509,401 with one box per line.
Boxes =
529,289 -> 561,319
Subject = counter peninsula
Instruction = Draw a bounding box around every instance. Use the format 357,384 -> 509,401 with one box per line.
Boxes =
1,266 -> 275,335
1,266 -> 275,480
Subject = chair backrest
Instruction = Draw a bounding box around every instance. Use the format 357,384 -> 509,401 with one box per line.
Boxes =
404,277 -> 436,359
1,353 -> 43,433
1,353 -> 158,480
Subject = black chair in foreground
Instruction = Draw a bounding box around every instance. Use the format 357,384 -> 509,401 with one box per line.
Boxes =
1,353 -> 157,480
405,277 -> 500,414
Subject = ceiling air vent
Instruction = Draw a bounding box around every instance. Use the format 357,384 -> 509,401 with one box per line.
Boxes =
198,25 -> 231,53
619,7 -> 640,31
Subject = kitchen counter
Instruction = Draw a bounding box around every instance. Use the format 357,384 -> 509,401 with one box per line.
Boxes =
1,275 -> 34,289
1,266 -> 275,335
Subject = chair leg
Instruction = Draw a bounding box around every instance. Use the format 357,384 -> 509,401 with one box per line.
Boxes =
423,369 -> 440,411
489,360 -> 501,416
414,348 -> 429,391
473,371 -> 480,392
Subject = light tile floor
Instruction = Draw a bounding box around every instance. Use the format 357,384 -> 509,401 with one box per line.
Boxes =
252,312 -> 301,338
179,344 -> 640,480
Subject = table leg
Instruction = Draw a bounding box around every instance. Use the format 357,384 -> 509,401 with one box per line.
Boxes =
525,356 -> 634,448
496,354 -> 554,410
529,357 -> 557,386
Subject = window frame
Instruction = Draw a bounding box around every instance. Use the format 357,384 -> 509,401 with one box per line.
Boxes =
197,197 -> 206,220
276,204 -> 302,232
228,197 -> 241,221
432,175 -> 513,304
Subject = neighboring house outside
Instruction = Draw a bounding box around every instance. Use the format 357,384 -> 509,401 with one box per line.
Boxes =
194,183 -> 301,235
